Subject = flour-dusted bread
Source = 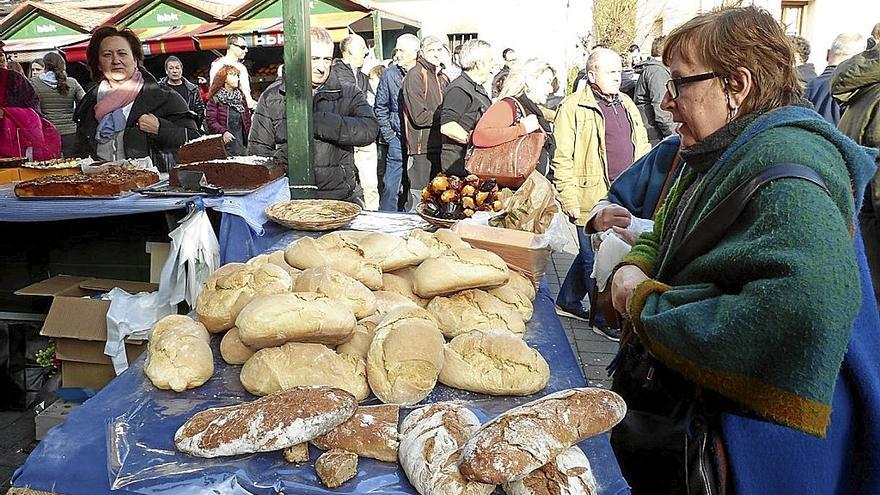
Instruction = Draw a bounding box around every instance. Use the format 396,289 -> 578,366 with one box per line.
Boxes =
427,289 -> 526,338
367,309 -> 445,405
196,263 -> 293,333
284,235 -> 383,289
409,228 -> 472,258
488,285 -> 534,321
220,327 -> 255,365
413,247 -> 509,298
373,290 -> 420,316
312,404 -> 400,462
358,232 -> 432,271
507,269 -> 536,302
315,449 -> 358,488
145,315 -> 213,392
336,316 -> 382,360
240,342 -> 369,400
502,446 -> 598,495
399,403 -> 495,495
283,443 -> 309,463
382,268 -> 430,307
439,330 -> 549,396
248,250 -> 302,280
459,388 -> 627,484
235,292 -> 356,349
174,386 -> 357,458
293,266 -> 377,319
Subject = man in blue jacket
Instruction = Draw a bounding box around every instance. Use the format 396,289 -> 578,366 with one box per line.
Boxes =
375,34 -> 420,211
805,32 -> 865,125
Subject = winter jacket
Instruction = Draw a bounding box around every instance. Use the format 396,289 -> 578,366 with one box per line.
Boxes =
551,87 -> 649,225
206,94 -> 251,143
74,70 -> 201,170
159,76 -> 206,130
374,64 -> 406,144
1,68 -> 39,112
331,59 -> 372,99
30,75 -> 85,135
805,64 -> 841,125
798,63 -> 818,85
633,58 -> 675,142
402,56 -> 449,156
247,72 -> 379,202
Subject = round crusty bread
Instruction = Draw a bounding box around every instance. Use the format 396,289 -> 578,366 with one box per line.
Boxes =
284,235 -> 383,289
426,289 -> 526,338
367,315 -> 445,406
438,330 -> 549,395
294,266 -> 377,319
373,290 -> 420,316
336,316 -> 382,360
196,263 -> 293,333
502,445 -> 598,495
409,228 -> 472,258
240,342 -> 369,400
488,284 -> 534,321
398,403 -> 495,495
220,327 -> 254,365
507,270 -> 536,302
458,388 -> 627,484
145,315 -> 213,392
248,250 -> 303,281
413,247 -> 509,298
311,404 -> 400,462
235,292 -> 356,350
382,269 -> 430,307
358,232 -> 432,271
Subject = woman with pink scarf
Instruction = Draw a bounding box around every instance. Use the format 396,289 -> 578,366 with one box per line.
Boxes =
74,27 -> 201,171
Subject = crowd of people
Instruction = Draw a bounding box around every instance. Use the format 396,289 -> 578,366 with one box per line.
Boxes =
2,9 -> 880,494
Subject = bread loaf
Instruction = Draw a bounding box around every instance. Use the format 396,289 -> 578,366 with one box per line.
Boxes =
438,330 -> 549,395
248,250 -> 302,280
506,269 -> 536,302
145,315 -> 213,392
174,386 -> 357,458
374,290 -> 420,315
283,443 -> 309,463
336,316 -> 381,360
220,327 -> 255,365
382,268 -> 430,307
409,228 -> 471,258
284,235 -> 383,289
315,449 -> 358,488
367,311 -> 445,405
358,232 -> 432,271
458,388 -> 627,484
413,248 -> 509,297
240,342 -> 369,400
196,263 -> 293,333
488,285 -> 534,321
312,404 -> 400,462
399,403 -> 495,495
235,292 -> 356,349
427,289 -> 526,338
293,266 -> 377,319
502,446 -> 597,495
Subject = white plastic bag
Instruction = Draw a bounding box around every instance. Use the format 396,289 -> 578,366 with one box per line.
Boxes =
104,288 -> 175,375
157,204 -> 220,308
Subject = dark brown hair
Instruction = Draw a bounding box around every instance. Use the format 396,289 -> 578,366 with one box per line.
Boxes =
207,64 -> 243,101
662,6 -> 802,115
86,26 -> 144,82
42,52 -> 70,95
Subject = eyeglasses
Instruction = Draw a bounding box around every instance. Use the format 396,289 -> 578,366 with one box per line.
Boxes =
232,44 -> 248,51
665,71 -> 719,99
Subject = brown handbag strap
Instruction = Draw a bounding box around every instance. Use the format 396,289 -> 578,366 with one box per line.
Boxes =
652,150 -> 682,218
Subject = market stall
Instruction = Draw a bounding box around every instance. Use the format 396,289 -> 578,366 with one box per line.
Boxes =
9,221 -> 631,495
0,1 -> 106,65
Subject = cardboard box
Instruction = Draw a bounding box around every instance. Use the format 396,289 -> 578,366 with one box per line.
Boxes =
453,223 -> 550,285
16,275 -> 158,389
17,167 -> 80,181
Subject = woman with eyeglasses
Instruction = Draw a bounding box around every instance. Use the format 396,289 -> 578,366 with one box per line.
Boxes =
210,35 -> 257,110
608,7 -> 880,495
206,65 -> 250,156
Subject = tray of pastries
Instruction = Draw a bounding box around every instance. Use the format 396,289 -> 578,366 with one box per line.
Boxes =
20,158 -> 83,170
14,166 -> 160,199
0,157 -> 27,169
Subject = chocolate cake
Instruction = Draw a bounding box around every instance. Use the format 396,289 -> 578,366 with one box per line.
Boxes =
169,156 -> 286,190
0,157 -> 26,169
177,134 -> 227,164
14,167 -> 160,197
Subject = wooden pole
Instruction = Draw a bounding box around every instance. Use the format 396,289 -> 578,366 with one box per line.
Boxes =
282,0 -> 315,198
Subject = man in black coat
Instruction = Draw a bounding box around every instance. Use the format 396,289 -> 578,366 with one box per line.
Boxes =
633,36 -> 675,145
159,56 -> 206,132
248,26 -> 378,205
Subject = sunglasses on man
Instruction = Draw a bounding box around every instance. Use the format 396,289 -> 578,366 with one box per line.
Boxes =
665,71 -> 719,99
232,43 -> 248,51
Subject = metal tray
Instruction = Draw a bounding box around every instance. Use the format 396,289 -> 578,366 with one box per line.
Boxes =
134,178 -> 271,197
15,191 -> 136,200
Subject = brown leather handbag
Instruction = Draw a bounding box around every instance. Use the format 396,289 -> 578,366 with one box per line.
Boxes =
465,98 -> 546,188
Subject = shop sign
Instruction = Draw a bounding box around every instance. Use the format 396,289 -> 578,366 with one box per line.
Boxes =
7,14 -> 79,40
128,5 -> 202,28
253,32 -> 284,47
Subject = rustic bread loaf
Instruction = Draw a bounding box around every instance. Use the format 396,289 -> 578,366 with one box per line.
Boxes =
174,386 -> 357,458
248,250 -> 302,280
358,232 -> 432,271
374,290 -> 420,316
336,316 -> 382,360
284,235 -> 383,289
382,268 -> 430,307
438,330 -> 549,395
427,289 -> 526,338
367,312 -> 445,405
312,404 -> 400,462
283,443 -> 309,463
145,315 -> 213,392
507,269 -> 536,302
240,342 -> 369,400
399,403 -> 495,495
315,449 -> 358,488
458,388 -> 627,484
409,228 -> 472,258
502,446 -> 598,495
413,248 -> 509,298
293,266 -> 377,319
219,327 -> 255,365
488,285 -> 534,321
196,262 -> 293,333
235,292 -> 356,349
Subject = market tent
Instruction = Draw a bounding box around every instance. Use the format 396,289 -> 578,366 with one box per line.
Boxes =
63,23 -> 221,62
0,1 -> 107,61
197,11 -> 372,50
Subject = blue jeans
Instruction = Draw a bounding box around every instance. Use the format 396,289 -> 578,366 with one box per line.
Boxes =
556,226 -> 604,324
379,137 -> 404,211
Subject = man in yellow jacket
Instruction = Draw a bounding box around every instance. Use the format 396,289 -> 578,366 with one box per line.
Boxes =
553,47 -> 650,340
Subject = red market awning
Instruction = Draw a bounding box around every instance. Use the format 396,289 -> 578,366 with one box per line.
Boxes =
196,12 -> 369,50
63,23 -> 219,62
